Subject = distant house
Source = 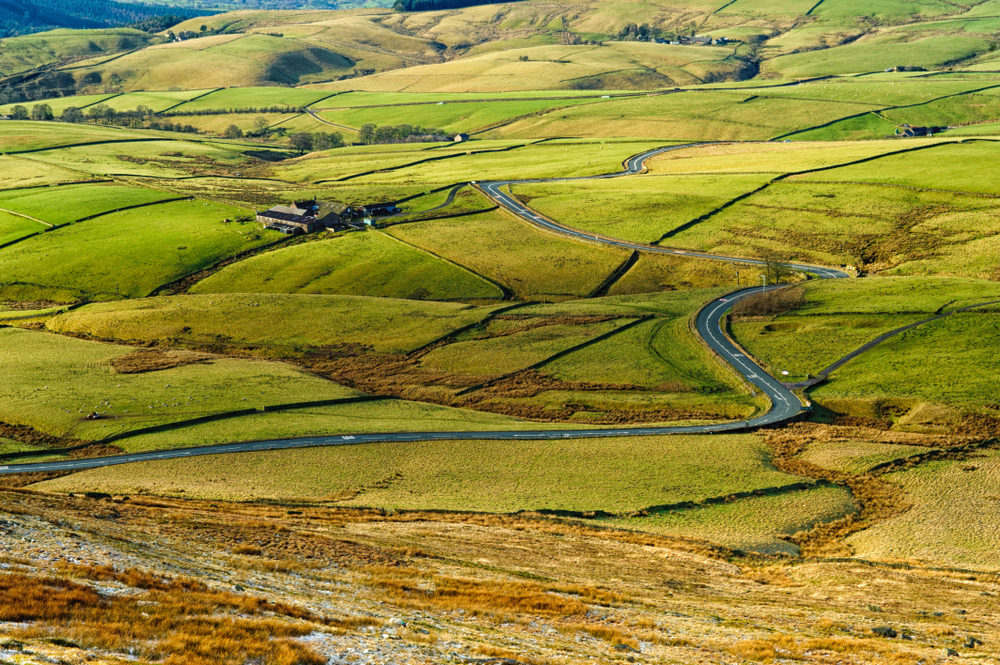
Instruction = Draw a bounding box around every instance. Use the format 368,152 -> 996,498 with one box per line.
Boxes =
256,204 -> 317,234
896,124 -> 943,137
685,35 -> 713,45
453,133 -> 470,143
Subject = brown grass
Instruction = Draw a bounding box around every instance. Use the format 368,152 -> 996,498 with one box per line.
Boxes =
110,348 -> 214,374
731,286 -> 805,319
0,567 -> 361,665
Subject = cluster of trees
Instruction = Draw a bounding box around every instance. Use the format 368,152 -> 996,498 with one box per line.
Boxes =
287,131 -> 346,153
358,123 -> 450,145
0,0 -> 200,38
393,0 -> 520,11
6,102 -> 197,133
616,24 -> 669,41
162,106 -> 307,117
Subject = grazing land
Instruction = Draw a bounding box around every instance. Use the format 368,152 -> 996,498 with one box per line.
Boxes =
35,432 -> 797,512
3,4 -> 1000,661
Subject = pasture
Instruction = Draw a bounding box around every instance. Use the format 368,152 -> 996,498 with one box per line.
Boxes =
0,210 -> 45,246
0,183 -> 175,226
49,294 -> 507,354
385,209 -> 629,300
32,432 -> 803,513
190,230 -> 503,301
847,450 -> 1000,567
603,485 -> 856,555
0,199 -> 275,301
0,326 -> 359,441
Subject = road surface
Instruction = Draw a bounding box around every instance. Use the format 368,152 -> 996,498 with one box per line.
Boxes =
0,145 -> 848,476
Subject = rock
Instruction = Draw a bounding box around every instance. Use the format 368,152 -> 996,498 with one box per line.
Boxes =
233,584 -> 245,592
944,647 -> 959,657
872,626 -> 897,638
965,636 -> 983,649
956,609 -> 967,615
414,628 -> 429,635
613,644 -> 639,653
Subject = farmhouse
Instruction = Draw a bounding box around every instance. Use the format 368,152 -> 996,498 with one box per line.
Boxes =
896,124 -> 943,137
359,202 -> 400,217
256,204 -> 317,234
454,133 -> 470,143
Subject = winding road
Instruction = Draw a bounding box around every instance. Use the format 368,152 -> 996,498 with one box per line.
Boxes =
0,145 -> 848,476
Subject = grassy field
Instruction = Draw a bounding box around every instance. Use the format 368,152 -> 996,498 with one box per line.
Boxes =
731,277 -> 1000,378
796,140 -> 1000,194
513,174 -> 774,244
0,157 -> 92,190
493,91 -> 881,141
26,139 -> 261,179
0,210 -> 46,245
95,89 -> 219,113
418,318 -> 624,377
170,87 -> 339,112
48,293 -> 506,354
811,310 -> 1000,406
275,139 -> 667,185
318,97 -> 606,134
0,326 -> 360,441
0,199 -> 276,302
0,29 -> 159,76
190,230 -> 504,301
385,209 -> 628,300
847,450 -> 1000,567
666,178 -> 1000,273
784,113 -> 901,142
314,42 -> 745,94
798,440 -> 934,475
33,432 -> 803,512
602,485 -> 856,555
0,94 -> 118,116
764,35 -> 988,78
0,121 -> 152,153
0,183 -> 175,226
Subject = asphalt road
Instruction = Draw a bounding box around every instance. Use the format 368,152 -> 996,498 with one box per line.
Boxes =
0,145 -> 848,476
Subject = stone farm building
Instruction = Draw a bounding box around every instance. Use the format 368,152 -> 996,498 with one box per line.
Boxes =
256,201 -> 354,234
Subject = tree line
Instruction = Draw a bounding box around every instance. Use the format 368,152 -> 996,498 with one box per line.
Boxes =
393,0 -> 523,12
0,0 -> 201,38
358,123 -> 451,144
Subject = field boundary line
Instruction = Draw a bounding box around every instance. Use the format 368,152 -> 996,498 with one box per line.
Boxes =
781,298 -> 1000,388
0,177 -> 113,193
375,229 -> 510,299
7,137 -> 175,155
588,250 -> 639,298
0,206 -> 52,227
454,316 -> 652,397
326,142 -> 532,182
656,179 -> 776,242
158,88 -> 224,114
405,301 -> 536,357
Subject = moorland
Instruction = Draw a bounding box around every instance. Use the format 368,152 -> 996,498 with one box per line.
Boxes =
2,0 -> 1000,662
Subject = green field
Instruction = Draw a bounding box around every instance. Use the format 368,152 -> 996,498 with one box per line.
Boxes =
514,174 -> 773,244
603,485 -> 856,555
32,432 -> 804,512
385,209 -> 628,300
0,121 -> 153,153
0,199 -> 276,302
0,326 -> 360,441
48,293 -> 506,354
190,230 -> 504,301
318,97 -> 605,134
0,183 -> 175,226
728,277 -> 1000,407
0,29 -> 160,76
170,86 -> 340,112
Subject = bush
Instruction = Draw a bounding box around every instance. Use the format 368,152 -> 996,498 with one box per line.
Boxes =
731,286 -> 805,318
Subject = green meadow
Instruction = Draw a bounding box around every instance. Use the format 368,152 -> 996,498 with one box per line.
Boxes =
0,199 -> 276,301
0,183 -> 175,226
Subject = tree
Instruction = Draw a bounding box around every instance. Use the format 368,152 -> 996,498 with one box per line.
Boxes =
223,124 -> 244,139
30,104 -> 53,120
359,123 -> 376,144
313,132 -> 344,150
252,115 -> 270,137
289,132 -> 313,154
10,105 -> 28,120
61,107 -> 84,123
760,250 -> 791,286
87,104 -> 114,123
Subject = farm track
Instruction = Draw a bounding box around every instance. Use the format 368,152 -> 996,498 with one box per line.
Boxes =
0,144 -> 850,476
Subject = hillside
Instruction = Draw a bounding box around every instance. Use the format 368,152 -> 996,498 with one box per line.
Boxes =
3,1 -> 1000,663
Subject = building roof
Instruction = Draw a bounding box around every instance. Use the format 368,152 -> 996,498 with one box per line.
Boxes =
269,204 -> 309,216
258,210 -> 314,225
